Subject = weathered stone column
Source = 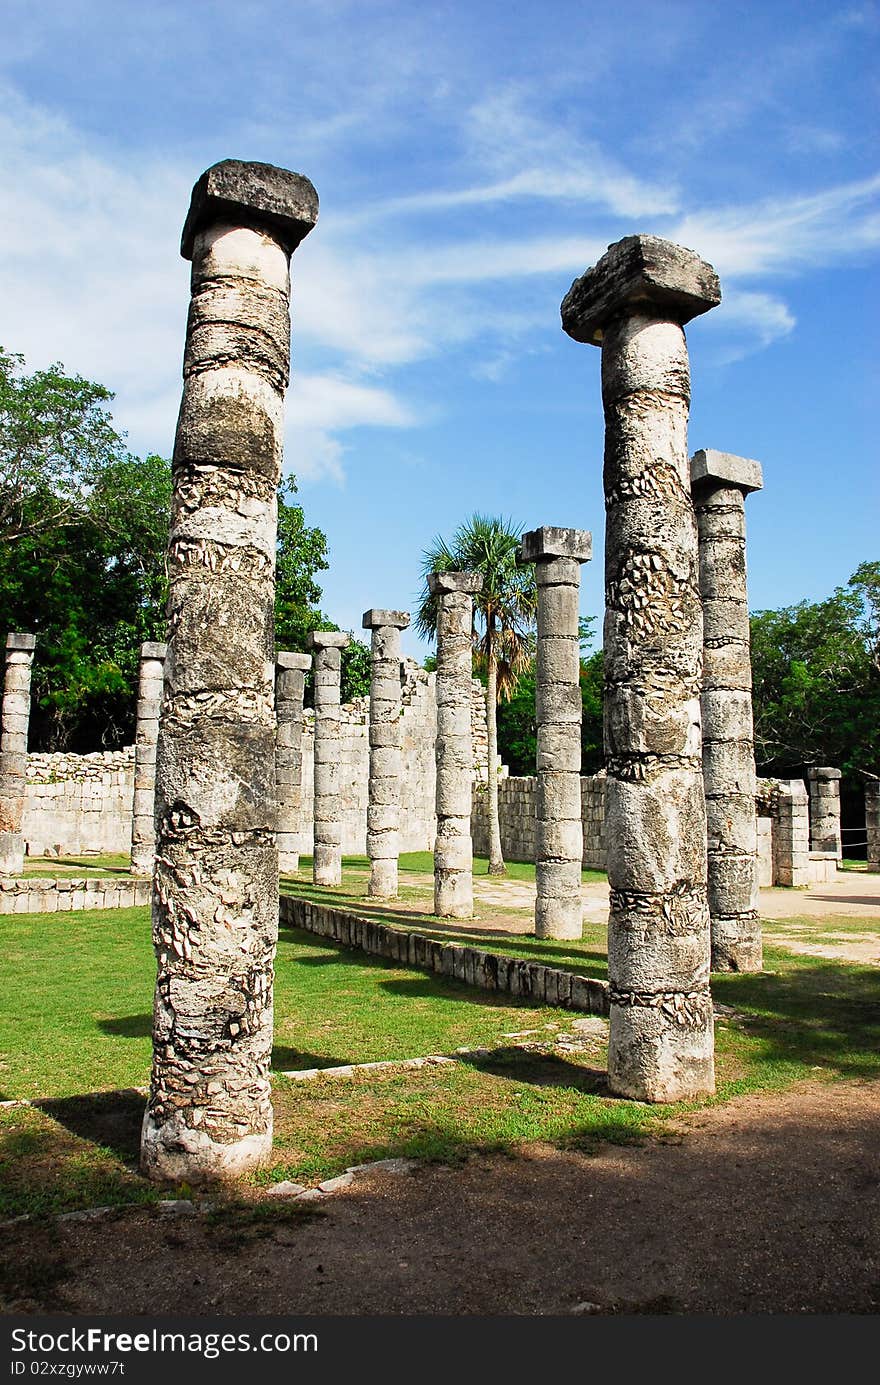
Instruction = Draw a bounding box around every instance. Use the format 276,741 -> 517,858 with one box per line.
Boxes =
517,527 -> 592,939
807,766 -> 842,860
865,781 -> 880,872
562,234 -> 720,1103
141,160 -> 318,1182
130,642 -> 167,877
0,633 -> 36,875
276,652 -> 312,873
307,631 -> 350,887
691,449 -> 763,973
430,572 -> 483,918
362,609 -> 410,899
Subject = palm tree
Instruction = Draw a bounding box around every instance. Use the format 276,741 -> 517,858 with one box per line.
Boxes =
416,514 -> 537,875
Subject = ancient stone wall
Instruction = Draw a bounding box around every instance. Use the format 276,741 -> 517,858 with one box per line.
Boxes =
23,749 -> 135,856
472,775 -> 606,870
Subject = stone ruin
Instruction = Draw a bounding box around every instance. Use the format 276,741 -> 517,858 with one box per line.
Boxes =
3,162 -> 876,1177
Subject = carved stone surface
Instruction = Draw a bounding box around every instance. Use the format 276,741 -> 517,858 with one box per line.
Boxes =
807,766 -> 842,860
308,630 -> 350,886
141,160 -> 317,1183
518,528 -> 592,938
130,642 -> 167,877
276,652 -> 311,873
562,235 -> 719,1103
363,608 -> 410,898
0,633 -> 36,876
691,451 -> 763,973
431,572 -> 482,918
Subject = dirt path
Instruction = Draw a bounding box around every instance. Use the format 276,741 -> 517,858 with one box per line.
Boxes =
5,1078 -> 878,1316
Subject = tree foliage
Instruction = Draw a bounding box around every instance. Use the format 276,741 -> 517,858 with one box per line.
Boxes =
750,561 -> 880,779
0,351 -> 335,749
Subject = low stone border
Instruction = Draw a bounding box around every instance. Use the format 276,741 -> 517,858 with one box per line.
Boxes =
0,876 -> 151,914
279,894 -> 610,1015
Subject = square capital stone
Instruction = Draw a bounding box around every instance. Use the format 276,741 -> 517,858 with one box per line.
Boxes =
306,630 -> 351,651
517,526 -> 592,564
6,633 -> 36,652
276,651 -> 312,671
427,571 -> 483,596
140,641 -> 168,661
807,766 -> 842,781
362,609 -> 411,631
691,449 -> 763,495
561,234 -> 721,346
181,159 -> 319,260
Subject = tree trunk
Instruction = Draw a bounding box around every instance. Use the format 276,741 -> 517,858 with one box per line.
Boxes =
485,648 -> 505,875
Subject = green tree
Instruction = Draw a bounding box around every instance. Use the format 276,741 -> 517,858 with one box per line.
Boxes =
416,514 -> 537,875
750,562 -> 880,779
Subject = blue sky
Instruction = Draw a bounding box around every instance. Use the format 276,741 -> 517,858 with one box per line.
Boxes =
1,0 -> 877,658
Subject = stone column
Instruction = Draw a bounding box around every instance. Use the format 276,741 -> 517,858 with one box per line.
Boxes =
362,609 -> 410,899
141,160 -> 318,1182
276,652 -> 312,874
430,572 -> 483,918
307,631 -> 350,887
865,782 -> 880,872
130,642 -> 167,877
774,780 -> 811,886
562,234 -> 720,1103
517,526 -> 592,939
0,633 -> 37,875
807,767 -> 842,860
691,449 -> 763,974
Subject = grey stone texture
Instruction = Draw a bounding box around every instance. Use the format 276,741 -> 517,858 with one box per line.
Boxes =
308,630 -> 350,886
807,766 -> 842,860
472,774 -> 607,871
141,160 -> 317,1183
363,608 -> 410,898
429,571 -> 483,918
276,652 -> 311,873
866,782 -> 880,873
773,779 -> 811,886
562,233 -> 720,1104
0,633 -> 37,876
518,526 -> 592,938
130,642 -> 167,877
691,450 -> 763,973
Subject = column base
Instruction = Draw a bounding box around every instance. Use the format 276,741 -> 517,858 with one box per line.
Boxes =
314,844 -> 342,887
535,896 -> 583,939
434,870 -> 473,919
278,851 -> 300,874
368,858 -> 398,899
140,1108 -> 272,1183
607,995 -> 715,1103
0,832 -> 24,876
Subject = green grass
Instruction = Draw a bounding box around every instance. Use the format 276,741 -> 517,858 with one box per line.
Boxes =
23,854 -> 132,879
0,885 -> 877,1217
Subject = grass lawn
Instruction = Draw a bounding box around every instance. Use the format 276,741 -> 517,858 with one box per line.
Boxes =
0,869 -> 878,1217
23,854 -> 132,878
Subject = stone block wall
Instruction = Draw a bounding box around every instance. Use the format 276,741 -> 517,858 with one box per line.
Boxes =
471,774 -> 607,869
23,749 -> 135,857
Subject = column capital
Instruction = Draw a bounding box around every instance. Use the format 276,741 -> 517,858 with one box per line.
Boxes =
561,234 -> 721,347
807,765 -> 842,781
276,651 -> 312,671
140,641 -> 167,661
427,571 -> 483,596
691,449 -> 763,495
362,609 -> 410,631
181,159 -> 319,261
6,632 -> 36,652
517,526 -> 592,565
306,630 -> 351,651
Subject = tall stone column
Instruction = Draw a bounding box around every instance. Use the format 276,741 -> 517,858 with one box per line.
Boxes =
430,572 -> 483,919
141,160 -> 318,1182
562,234 -> 720,1103
691,449 -> 763,973
807,767 -> 842,860
865,782 -> 880,872
0,633 -> 36,875
307,631 -> 350,887
517,526 -> 592,939
130,642 -> 167,877
276,652 -> 311,873
362,609 -> 410,899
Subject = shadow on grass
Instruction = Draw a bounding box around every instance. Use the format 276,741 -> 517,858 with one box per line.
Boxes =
98,1014 -> 152,1039
459,1045 -> 609,1095
34,1089 -> 144,1165
270,1047 -> 348,1072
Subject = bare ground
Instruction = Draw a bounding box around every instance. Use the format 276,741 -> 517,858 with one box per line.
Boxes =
4,1077 -> 879,1317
